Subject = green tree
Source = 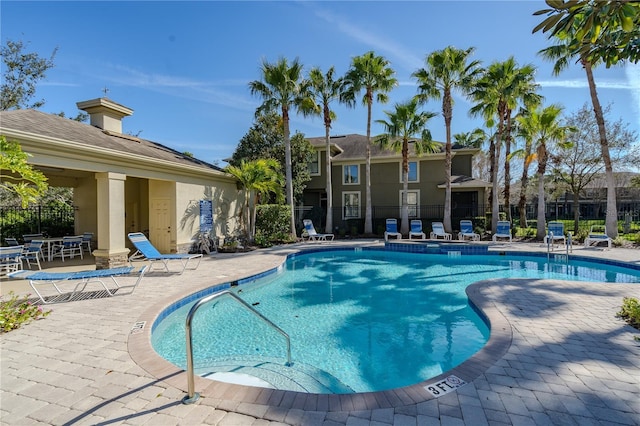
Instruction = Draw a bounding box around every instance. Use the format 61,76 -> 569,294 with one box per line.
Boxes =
453,129 -> 485,149
230,112 -> 313,203
248,57 -> 315,239
375,98 -> 439,234
534,0 -> 640,237
520,105 -> 574,240
308,66 -> 345,234
533,0 -> 640,67
470,58 -> 541,231
412,46 -> 482,233
224,158 -> 283,242
0,136 -> 48,207
1,39 -> 57,110
342,51 -> 397,234
551,103 -> 638,232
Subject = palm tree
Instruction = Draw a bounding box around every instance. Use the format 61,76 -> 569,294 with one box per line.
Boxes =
412,46 -> 482,233
534,3 -> 636,238
519,105 -> 573,240
470,58 -> 541,232
375,98 -> 439,234
224,158 -> 283,242
249,57 -> 315,239
342,51 -> 397,235
513,111 -> 537,229
308,66 -> 344,234
453,128 -> 485,149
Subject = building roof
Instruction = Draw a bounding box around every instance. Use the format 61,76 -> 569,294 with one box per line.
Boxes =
0,109 -> 224,173
306,133 -> 478,161
437,175 -> 491,189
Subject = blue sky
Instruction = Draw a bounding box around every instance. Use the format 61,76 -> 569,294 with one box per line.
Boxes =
2,1 -> 638,166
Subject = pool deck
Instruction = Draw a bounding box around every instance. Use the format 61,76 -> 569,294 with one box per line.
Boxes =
1,240 -> 639,425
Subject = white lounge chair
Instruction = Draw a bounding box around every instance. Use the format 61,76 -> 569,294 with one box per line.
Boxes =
492,221 -> 512,242
543,221 -> 566,250
128,232 -> 203,274
458,220 -> 480,241
584,225 -> 612,249
409,220 -> 426,240
384,218 -> 402,241
302,219 -> 334,242
430,222 -> 452,240
9,266 -> 148,304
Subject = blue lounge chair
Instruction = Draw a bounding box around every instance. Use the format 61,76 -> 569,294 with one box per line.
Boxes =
384,218 -> 402,241
458,220 -> 480,241
430,222 -> 452,240
127,232 -> 203,274
302,219 -> 334,242
544,221 -> 566,250
8,266 -> 148,304
409,220 -> 426,240
492,221 -> 512,242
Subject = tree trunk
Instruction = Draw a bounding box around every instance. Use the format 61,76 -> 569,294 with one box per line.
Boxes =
573,191 -> 580,234
282,106 -> 296,239
324,115 -> 333,234
400,137 -> 409,235
503,113 -> 513,224
536,143 -> 547,240
364,89 -> 373,235
443,89 -> 453,233
584,60 -> 618,238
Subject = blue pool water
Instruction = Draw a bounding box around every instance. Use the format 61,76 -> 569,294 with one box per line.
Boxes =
151,250 -> 640,394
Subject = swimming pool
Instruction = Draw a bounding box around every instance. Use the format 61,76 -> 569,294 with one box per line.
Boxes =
151,249 -> 640,394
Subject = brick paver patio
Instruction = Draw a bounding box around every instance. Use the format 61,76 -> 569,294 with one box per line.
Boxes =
1,241 -> 639,425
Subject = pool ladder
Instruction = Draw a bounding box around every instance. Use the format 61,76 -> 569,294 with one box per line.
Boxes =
182,290 -> 292,404
547,231 -> 571,263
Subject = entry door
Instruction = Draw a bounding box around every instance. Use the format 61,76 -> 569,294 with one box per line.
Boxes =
150,198 -> 171,252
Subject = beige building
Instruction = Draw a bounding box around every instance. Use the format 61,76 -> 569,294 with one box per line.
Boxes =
0,98 -> 242,268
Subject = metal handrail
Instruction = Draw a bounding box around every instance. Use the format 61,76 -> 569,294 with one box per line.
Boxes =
182,290 -> 292,404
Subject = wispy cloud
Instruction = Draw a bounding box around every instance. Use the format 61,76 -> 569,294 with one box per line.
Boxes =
308,5 -> 423,71
98,63 -> 255,111
538,79 -> 635,89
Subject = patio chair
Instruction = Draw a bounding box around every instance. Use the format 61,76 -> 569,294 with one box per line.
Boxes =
5,237 -> 20,247
0,246 -> 24,275
584,225 -> 612,249
430,222 -> 452,240
8,266 -> 148,304
458,220 -> 480,241
492,221 -> 512,242
21,240 -> 43,270
543,221 -> 566,250
384,218 -> 402,241
302,219 -> 334,242
52,236 -> 84,262
127,232 -> 203,274
408,220 -> 426,240
81,232 -> 94,253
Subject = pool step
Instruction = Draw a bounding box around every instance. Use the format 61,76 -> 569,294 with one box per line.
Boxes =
196,356 -> 355,394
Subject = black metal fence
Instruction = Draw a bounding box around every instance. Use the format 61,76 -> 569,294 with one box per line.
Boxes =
0,205 -> 76,245
297,201 -> 640,237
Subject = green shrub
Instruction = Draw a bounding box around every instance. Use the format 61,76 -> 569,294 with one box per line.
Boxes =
0,292 -> 51,332
617,297 -> 640,331
255,204 -> 293,245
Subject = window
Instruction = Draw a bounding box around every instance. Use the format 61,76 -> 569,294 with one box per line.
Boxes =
343,164 -> 359,185
308,151 -> 320,176
399,161 -> 419,182
343,191 -> 361,219
400,190 -> 420,218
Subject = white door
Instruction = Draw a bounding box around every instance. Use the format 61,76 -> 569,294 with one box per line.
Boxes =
150,198 -> 171,252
